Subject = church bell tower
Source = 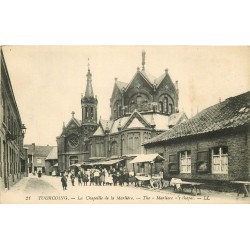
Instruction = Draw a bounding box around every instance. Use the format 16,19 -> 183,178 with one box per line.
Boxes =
81,59 -> 98,136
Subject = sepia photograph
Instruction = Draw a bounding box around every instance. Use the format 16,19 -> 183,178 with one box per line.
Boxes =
0,45 -> 249,204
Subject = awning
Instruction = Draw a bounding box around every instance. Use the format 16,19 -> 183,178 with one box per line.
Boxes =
121,154 -> 140,159
96,158 -> 124,166
69,163 -> 82,168
129,154 -> 165,164
88,157 -> 106,161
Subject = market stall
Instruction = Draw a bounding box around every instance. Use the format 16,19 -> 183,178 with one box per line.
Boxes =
129,153 -> 165,178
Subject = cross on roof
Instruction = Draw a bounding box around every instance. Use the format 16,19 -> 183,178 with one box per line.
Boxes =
71,111 -> 75,117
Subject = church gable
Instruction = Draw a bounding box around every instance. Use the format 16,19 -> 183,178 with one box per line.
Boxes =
156,73 -> 177,97
65,117 -> 81,129
125,71 -> 153,95
93,125 -> 105,136
122,111 -> 151,130
127,117 -> 146,129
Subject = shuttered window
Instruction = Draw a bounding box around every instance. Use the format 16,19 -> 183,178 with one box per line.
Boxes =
197,151 -> 210,172
168,154 -> 179,173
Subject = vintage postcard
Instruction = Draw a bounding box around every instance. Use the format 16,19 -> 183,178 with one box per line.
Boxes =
0,45 -> 249,204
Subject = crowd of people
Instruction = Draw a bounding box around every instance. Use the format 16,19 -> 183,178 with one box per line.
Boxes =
60,167 -> 135,190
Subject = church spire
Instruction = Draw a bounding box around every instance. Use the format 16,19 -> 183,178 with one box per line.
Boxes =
85,58 -> 94,97
142,50 -> 146,70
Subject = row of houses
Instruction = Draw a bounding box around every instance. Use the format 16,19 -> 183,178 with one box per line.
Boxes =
0,48 -> 27,190
1,47 -> 58,192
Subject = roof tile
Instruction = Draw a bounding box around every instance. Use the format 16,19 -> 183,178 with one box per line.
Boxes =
144,91 -> 250,145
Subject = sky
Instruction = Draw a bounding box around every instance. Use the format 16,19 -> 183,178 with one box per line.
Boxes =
2,46 -> 250,146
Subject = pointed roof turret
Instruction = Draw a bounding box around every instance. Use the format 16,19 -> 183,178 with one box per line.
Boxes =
85,58 -> 94,97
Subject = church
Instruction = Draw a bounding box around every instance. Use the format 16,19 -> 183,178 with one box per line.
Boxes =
56,63 -> 99,170
57,51 -> 187,170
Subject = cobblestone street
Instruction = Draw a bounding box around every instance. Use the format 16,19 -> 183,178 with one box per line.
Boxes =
1,174 -> 249,204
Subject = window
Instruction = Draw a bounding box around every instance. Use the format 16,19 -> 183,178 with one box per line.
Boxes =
159,101 -> 163,112
197,151 -> 210,172
119,106 -> 122,117
130,101 -> 136,113
68,135 -> 79,148
164,97 -> 168,113
90,107 -> 94,119
84,141 -> 89,152
142,99 -> 149,111
212,147 -> 228,174
136,95 -> 142,111
180,151 -> 191,173
168,154 -> 179,173
111,141 -> 118,156
95,143 -> 104,157
169,104 -> 173,114
37,158 -> 42,164
127,133 -> 140,154
85,107 -> 88,119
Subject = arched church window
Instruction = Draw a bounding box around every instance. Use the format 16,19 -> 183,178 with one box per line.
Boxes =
84,141 -> 89,151
119,106 -> 122,117
169,103 -> 173,114
142,99 -> 149,111
111,141 -> 118,156
114,101 -> 120,119
159,101 -> 163,112
130,100 -> 136,113
90,107 -> 94,119
136,95 -> 142,111
164,97 -> 168,113
85,107 -> 88,119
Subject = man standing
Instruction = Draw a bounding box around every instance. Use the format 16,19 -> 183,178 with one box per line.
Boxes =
70,173 -> 75,186
61,173 -> 67,190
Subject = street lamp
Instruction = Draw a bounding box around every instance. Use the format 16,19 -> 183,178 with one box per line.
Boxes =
6,124 -> 26,141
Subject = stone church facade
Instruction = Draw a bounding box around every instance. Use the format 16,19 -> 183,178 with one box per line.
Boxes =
57,51 -> 187,170
90,51 -> 187,159
56,64 -> 98,170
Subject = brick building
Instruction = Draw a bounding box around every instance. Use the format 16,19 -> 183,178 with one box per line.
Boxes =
25,143 -> 54,174
0,47 -> 27,190
143,91 -> 250,189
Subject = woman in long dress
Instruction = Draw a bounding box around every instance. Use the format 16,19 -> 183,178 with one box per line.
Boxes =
105,170 -> 113,186
100,169 -> 105,186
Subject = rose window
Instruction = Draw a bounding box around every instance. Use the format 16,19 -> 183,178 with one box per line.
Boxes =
68,135 -> 79,148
